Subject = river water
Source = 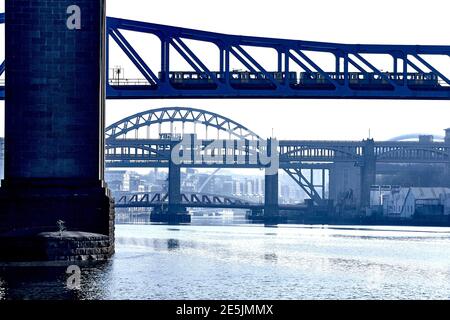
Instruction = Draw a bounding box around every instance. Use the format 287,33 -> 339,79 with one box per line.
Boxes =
1,216 -> 450,300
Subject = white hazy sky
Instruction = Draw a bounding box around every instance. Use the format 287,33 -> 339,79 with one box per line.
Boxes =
1,0 -> 450,140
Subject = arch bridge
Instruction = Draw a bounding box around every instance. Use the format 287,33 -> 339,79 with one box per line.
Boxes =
105,107 -> 450,211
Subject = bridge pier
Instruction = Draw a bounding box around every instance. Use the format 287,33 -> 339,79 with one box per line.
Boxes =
360,139 -> 376,209
328,162 -> 360,207
150,159 -> 189,224
167,160 -> 189,223
0,1 -> 114,261
264,170 -> 280,224
445,129 -> 450,187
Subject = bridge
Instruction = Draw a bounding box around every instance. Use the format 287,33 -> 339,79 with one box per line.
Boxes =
115,192 -> 260,209
104,107 -> 450,212
1,14 -> 450,100
0,1 -> 449,261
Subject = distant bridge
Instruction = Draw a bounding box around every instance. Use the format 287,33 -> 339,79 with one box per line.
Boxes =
115,191 -> 305,211
104,107 -> 450,208
115,191 -> 259,209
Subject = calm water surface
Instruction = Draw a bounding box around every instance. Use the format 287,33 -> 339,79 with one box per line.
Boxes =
1,217 -> 450,300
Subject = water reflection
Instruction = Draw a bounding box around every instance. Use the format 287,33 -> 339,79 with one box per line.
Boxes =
1,219 -> 450,300
0,261 -> 113,300
167,239 -> 180,251
264,253 -> 278,262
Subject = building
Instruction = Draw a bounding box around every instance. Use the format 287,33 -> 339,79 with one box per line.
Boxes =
123,171 -> 144,192
383,187 -> 450,219
105,170 -> 127,192
280,185 -> 290,203
370,185 -> 400,207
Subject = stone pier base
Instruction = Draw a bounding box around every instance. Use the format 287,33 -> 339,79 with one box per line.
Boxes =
0,231 -> 113,262
0,180 -> 115,261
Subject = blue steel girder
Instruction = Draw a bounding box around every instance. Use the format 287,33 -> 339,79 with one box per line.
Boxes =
105,17 -> 450,100
105,137 -> 450,167
114,191 -> 258,209
1,16 -> 450,99
374,142 -> 450,163
279,141 -> 363,162
106,137 -> 272,168
283,168 -> 324,205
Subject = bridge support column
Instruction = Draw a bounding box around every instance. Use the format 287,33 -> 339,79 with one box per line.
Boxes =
0,1 -> 114,261
445,129 -> 450,187
168,161 -> 182,213
264,170 -> 280,224
360,139 -> 376,209
165,160 -> 189,224
329,162 -> 360,207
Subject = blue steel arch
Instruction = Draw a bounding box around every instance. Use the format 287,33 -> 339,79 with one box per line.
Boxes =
105,106 -> 260,140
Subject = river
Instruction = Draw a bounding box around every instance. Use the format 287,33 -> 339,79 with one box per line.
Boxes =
1,217 -> 450,300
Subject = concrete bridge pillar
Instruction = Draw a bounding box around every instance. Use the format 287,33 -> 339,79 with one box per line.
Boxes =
160,157 -> 189,223
264,170 -> 279,223
0,1 -> 114,260
360,139 -> 376,208
328,162 -> 361,206
168,160 -> 182,214
445,129 -> 450,187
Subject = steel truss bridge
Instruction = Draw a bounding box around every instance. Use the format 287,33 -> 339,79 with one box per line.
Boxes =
105,107 -> 450,206
115,191 -> 306,211
116,192 -> 259,209
1,14 -> 450,100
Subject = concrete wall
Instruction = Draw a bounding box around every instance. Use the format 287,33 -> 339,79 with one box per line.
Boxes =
329,162 -> 361,205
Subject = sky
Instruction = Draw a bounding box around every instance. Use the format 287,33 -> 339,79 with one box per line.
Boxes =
1,0 -> 450,141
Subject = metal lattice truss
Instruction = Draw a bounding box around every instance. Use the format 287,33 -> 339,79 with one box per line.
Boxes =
279,141 -> 362,162
283,168 -> 324,205
106,138 -> 450,169
1,15 -> 450,99
106,17 -> 450,99
374,142 -> 450,163
105,106 -> 259,140
279,141 -> 450,163
104,108 -> 450,204
105,138 -> 267,168
115,192 -> 258,209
